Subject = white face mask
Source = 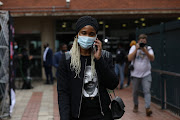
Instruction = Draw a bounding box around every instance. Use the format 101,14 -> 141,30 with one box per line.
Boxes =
14,45 -> 18,49
78,35 -> 97,49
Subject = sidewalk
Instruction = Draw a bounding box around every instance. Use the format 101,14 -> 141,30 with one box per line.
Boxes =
115,87 -> 180,120
6,80 -> 180,120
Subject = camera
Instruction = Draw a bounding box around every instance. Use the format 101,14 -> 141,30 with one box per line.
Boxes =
139,42 -> 146,48
128,64 -> 134,71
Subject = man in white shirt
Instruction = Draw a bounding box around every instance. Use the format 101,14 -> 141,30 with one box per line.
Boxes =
43,43 -> 53,84
128,34 -> 154,116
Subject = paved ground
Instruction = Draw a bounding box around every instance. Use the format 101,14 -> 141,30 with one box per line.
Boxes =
5,80 -> 180,120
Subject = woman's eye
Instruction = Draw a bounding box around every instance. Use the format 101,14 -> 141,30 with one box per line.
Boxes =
84,75 -> 88,79
81,31 -> 86,35
90,32 -> 96,37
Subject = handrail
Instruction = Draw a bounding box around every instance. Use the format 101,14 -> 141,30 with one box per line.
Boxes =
152,69 -> 180,77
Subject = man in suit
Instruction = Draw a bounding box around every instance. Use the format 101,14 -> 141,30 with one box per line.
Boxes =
53,43 -> 68,78
43,43 -> 53,84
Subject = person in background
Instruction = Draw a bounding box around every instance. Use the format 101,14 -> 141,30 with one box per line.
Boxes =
20,47 -> 33,89
68,41 -> 73,51
13,41 -> 22,83
43,43 -> 53,84
114,43 -> 126,89
124,40 -> 136,88
53,43 -> 68,78
128,34 -> 154,116
57,16 -> 118,120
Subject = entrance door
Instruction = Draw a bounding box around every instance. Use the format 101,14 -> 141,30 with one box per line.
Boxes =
14,34 -> 42,78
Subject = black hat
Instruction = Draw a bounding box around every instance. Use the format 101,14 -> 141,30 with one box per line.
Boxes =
76,16 -> 99,34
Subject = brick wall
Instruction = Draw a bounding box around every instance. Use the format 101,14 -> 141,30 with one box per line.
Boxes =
1,0 -> 180,9
1,0 -> 180,16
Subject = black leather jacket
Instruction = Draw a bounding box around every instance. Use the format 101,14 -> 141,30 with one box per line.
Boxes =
57,50 -> 119,120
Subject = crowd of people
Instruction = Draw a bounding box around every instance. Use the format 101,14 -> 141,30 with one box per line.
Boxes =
13,41 -> 70,89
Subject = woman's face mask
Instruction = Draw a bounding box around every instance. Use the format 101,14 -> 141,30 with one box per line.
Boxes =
78,35 -> 96,49
14,45 -> 18,49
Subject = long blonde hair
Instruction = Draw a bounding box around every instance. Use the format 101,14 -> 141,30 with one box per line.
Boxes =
70,36 -> 96,78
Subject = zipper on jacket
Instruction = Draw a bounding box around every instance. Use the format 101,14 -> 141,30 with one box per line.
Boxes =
78,59 -> 87,118
98,82 -> 104,116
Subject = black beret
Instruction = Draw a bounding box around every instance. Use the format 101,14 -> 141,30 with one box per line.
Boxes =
76,16 -> 99,34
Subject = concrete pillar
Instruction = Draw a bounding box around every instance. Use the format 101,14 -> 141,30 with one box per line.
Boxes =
41,19 -> 55,80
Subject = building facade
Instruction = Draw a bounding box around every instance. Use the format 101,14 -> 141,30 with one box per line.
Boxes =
1,0 -> 180,79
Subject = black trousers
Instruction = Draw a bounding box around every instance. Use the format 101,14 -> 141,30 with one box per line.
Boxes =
44,66 -> 53,84
21,68 -> 32,89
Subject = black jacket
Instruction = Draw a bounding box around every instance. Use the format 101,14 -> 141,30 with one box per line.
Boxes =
57,50 -> 119,120
115,48 -> 126,65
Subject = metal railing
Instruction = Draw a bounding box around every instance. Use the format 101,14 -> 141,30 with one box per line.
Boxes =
152,69 -> 180,116
0,10 -> 10,118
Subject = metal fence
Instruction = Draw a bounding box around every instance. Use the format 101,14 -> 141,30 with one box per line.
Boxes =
136,20 -> 180,116
0,11 -> 10,118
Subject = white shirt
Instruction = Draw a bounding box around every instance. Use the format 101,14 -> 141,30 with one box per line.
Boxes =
129,45 -> 154,78
43,47 -> 49,61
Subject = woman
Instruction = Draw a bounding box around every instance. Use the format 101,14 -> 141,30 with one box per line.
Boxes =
57,16 -> 118,120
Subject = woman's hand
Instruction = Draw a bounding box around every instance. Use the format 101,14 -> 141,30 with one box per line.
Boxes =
93,39 -> 102,60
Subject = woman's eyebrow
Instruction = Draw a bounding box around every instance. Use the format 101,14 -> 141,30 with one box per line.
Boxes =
80,31 -> 86,34
89,32 -> 96,35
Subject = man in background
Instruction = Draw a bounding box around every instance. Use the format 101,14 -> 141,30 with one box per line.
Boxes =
43,43 -> 53,84
128,34 -> 154,116
115,43 -> 126,89
53,43 -> 67,78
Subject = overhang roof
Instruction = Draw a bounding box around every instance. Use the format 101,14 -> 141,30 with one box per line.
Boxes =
1,0 -> 180,17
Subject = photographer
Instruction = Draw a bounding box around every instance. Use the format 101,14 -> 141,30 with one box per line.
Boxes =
128,34 -> 154,117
